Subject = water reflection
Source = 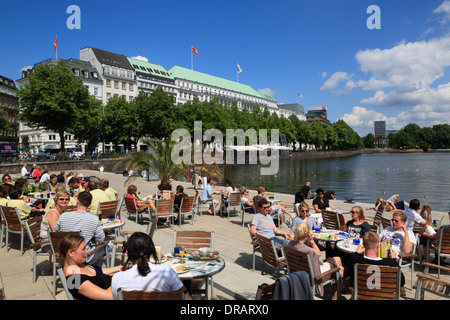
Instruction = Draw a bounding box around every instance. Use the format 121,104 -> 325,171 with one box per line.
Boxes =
221,152 -> 450,212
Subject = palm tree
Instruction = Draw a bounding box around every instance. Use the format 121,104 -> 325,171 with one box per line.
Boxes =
115,138 -> 188,191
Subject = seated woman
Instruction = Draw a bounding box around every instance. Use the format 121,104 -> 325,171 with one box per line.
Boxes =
125,184 -> 155,212
111,232 -> 189,299
342,206 -> 371,239
44,185 -> 77,211
221,180 -> 237,215
60,234 -> 122,300
0,183 -> 12,206
291,202 -> 319,232
45,174 -> 59,191
40,190 -> 71,252
240,186 -> 254,213
312,188 -> 332,213
173,185 -> 188,221
288,222 -> 344,298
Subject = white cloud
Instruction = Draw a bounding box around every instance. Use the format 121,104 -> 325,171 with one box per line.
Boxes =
261,88 -> 277,96
320,71 -> 353,91
433,1 -> 450,24
131,55 -> 148,62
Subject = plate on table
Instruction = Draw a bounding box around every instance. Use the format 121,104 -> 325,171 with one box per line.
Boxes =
199,251 -> 220,260
172,263 -> 189,274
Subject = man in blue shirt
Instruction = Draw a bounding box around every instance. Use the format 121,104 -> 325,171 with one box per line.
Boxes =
201,179 -> 219,215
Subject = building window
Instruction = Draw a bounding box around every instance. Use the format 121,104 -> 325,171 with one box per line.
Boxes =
129,84 -> 133,91
114,81 -> 119,89
106,79 -> 111,87
122,82 -> 126,90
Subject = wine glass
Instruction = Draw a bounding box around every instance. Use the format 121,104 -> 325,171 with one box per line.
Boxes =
179,248 -> 185,263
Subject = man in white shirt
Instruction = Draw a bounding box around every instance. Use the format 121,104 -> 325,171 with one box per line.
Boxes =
380,211 -> 413,256
403,199 -> 429,244
21,164 -> 29,178
39,170 -> 51,183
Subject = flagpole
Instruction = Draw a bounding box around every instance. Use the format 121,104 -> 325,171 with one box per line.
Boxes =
191,46 -> 193,70
55,35 -> 58,61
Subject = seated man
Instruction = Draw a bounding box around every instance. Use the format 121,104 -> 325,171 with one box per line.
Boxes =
201,179 -> 219,215
253,186 -> 293,227
99,179 -> 119,201
419,221 -> 450,264
7,187 -> 44,220
86,181 -> 110,215
250,198 -> 293,254
379,211 -> 413,256
345,231 -> 405,290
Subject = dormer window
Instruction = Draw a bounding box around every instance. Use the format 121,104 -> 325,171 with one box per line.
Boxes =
73,69 -> 80,76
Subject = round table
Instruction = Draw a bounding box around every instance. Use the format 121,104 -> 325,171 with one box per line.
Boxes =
162,254 -> 225,298
101,219 -> 125,231
336,238 -> 361,254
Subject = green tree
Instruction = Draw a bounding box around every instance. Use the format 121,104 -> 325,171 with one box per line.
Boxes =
363,133 -> 376,148
16,59 -> 98,152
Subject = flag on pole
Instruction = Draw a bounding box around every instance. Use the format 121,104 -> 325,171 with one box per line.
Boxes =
297,92 -> 303,98
237,63 -> 242,74
191,46 -> 199,55
53,36 -> 58,51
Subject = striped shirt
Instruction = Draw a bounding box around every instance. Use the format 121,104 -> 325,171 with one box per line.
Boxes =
54,210 -> 105,247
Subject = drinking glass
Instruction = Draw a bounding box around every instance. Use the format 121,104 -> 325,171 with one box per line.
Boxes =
180,249 -> 185,263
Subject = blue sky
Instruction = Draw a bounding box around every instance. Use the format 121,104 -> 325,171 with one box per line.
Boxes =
2,0 -> 450,136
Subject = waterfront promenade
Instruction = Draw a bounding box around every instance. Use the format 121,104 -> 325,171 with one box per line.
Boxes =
0,169 -> 449,300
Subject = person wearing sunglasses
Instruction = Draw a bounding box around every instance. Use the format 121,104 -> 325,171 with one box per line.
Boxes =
291,202 -> 319,232
312,188 -> 333,213
342,206 -> 371,239
40,190 -> 72,252
379,211 -> 413,257
250,198 -> 293,256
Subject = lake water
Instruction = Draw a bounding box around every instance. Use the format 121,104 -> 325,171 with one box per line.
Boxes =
221,152 -> 450,213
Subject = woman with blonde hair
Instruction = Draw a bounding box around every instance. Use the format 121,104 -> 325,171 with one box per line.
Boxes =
288,222 -> 344,298
342,206 -> 371,239
40,190 -> 71,252
291,202 -> 319,232
60,235 -> 122,300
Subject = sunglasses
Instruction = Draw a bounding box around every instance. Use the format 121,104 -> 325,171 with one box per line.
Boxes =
350,210 -> 358,214
301,209 -> 309,213
262,206 -> 271,210
58,198 -> 70,201
391,219 -> 400,223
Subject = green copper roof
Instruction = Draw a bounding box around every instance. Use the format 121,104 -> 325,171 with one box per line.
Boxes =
168,66 -> 274,101
127,57 -> 174,80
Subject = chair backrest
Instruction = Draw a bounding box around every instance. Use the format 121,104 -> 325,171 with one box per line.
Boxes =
255,282 -> 276,300
117,289 -> 188,300
415,262 -> 450,300
252,199 -> 261,213
256,233 -> 281,269
146,213 -> 157,239
97,200 -> 119,220
156,199 -> 173,217
228,192 -> 241,206
124,197 -> 138,213
179,196 -> 194,213
380,216 -> 392,230
322,210 -> 340,230
247,224 -> 259,250
1,205 -> 23,231
282,245 -> 314,286
57,268 -> 75,300
173,230 -> 214,251
65,205 -> 77,212
24,216 -> 43,245
353,263 -> 400,300
48,231 -> 82,263
373,208 -> 384,221
438,228 -> 450,255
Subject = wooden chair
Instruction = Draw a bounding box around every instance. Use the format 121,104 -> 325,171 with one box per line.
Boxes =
380,216 -> 392,230
173,230 -> 215,298
177,196 -> 195,226
97,200 -> 119,220
282,245 -> 341,299
154,199 -> 174,229
226,192 -> 242,218
398,233 -> 419,287
426,228 -> 450,278
124,195 -> 150,223
414,262 -> 450,300
117,288 -> 189,300
65,205 -> 77,212
1,205 -> 27,255
366,208 -> 384,233
255,282 -> 276,300
352,263 -> 401,300
247,224 -> 260,271
255,233 -> 286,277
321,210 -> 341,231
0,209 -> 4,248
24,216 -> 52,283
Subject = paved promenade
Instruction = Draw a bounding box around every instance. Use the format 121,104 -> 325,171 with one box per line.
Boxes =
1,169 -> 449,300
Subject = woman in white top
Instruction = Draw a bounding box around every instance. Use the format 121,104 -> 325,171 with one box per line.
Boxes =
221,180 -> 237,215
40,190 -> 70,252
111,232 -> 190,300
